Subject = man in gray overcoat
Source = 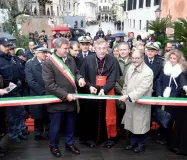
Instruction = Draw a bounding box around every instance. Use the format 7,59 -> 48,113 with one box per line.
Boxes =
119,50 -> 153,153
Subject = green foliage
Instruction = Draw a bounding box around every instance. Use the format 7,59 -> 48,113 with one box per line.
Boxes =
180,46 -> 187,59
3,21 -> 29,49
172,18 -> 187,59
3,19 -> 18,35
15,35 -> 30,49
148,18 -> 172,37
147,18 -> 173,49
156,35 -> 170,49
173,18 -> 187,42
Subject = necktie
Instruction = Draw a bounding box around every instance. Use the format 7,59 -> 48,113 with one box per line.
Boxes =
83,53 -> 87,58
149,60 -> 153,65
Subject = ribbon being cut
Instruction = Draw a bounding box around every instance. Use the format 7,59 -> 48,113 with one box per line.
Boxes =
0,94 -> 187,107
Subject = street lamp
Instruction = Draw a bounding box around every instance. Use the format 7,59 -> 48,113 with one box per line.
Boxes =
155,8 -> 161,18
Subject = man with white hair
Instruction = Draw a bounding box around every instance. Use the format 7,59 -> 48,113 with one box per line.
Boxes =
79,39 -> 121,148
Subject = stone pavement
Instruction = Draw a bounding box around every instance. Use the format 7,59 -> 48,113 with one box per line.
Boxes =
0,132 -> 186,160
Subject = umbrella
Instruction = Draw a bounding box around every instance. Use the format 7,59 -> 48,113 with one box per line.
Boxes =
52,26 -> 70,32
111,33 -> 126,38
0,32 -> 16,41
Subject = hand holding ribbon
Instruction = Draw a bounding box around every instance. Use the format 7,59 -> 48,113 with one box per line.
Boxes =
98,89 -> 105,96
78,78 -> 86,87
66,94 -> 77,102
90,86 -> 97,94
119,95 -> 128,103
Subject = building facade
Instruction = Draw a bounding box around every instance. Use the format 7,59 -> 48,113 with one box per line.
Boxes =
116,0 -> 125,21
29,0 -> 79,17
97,0 -> 116,21
124,0 -> 161,37
78,0 -> 98,21
160,0 -> 187,20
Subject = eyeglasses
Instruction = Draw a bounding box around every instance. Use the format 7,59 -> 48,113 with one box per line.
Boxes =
132,57 -> 141,60
96,47 -> 108,51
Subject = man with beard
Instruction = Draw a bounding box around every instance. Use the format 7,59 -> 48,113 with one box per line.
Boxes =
79,39 -> 121,148
120,50 -> 153,153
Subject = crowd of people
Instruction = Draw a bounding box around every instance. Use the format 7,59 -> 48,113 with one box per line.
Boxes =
0,27 -> 187,159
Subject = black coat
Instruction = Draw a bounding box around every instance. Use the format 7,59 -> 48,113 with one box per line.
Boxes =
80,53 -> 121,94
25,49 -> 34,60
42,55 -> 82,113
0,75 -> 9,135
144,55 -> 163,92
25,57 -> 46,119
156,66 -> 182,116
156,70 -> 181,97
0,51 -> 15,83
77,51 -> 95,69
168,70 -> 187,154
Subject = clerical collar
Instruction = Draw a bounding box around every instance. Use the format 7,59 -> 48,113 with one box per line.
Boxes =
96,56 -> 105,62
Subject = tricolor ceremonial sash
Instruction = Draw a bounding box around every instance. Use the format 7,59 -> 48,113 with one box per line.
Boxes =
49,53 -> 77,90
49,53 -> 80,112
0,95 -> 187,107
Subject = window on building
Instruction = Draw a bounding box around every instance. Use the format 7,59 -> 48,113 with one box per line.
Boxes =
124,0 -> 127,11
133,20 -> 135,28
51,6 -> 54,16
146,0 -> 151,7
57,7 -> 59,16
127,0 -> 133,11
133,0 -> 137,10
99,6 -> 101,11
154,0 -> 160,5
139,20 -> 142,30
139,0 -> 144,8
146,20 -> 149,32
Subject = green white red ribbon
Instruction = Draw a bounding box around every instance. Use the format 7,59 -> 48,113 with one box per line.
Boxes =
0,94 -> 187,107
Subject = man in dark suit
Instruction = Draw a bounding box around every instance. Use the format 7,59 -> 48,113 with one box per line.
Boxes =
25,47 -> 50,141
77,36 -> 94,69
144,42 -> 164,143
42,37 -> 86,157
144,42 -> 164,92
69,41 -> 80,67
25,41 -> 36,60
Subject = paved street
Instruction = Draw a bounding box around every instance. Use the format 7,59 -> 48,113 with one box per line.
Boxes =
0,132 -> 186,160
85,22 -> 121,38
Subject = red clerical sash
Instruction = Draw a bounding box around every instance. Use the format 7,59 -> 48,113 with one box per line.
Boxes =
96,76 -> 117,138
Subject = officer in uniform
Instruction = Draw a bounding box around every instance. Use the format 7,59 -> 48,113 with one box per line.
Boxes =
0,37 -> 27,143
77,36 -> 95,69
25,47 -> 50,141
